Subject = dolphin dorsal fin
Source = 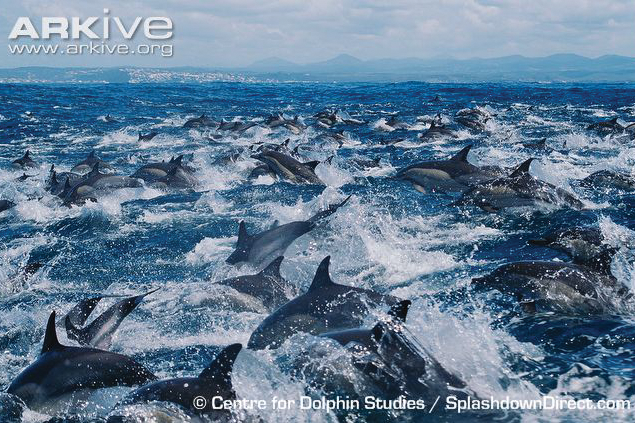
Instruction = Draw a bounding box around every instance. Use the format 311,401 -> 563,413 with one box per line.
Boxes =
308,256 -> 338,293
88,151 -> 95,159
609,117 -> 618,124
138,132 -> 142,140
303,160 -> 320,171
237,221 -> 250,245
50,171 -> 58,184
88,162 -> 100,176
260,256 -> 284,279
388,300 -> 411,322
50,164 -> 55,172
509,158 -> 534,178
42,311 -> 63,354
199,343 -> 242,382
172,155 -> 184,166
24,150 -> 31,159
200,114 -> 206,119
450,145 -> 472,162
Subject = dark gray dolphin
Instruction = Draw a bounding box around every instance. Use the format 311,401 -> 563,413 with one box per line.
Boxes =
587,117 -> 623,134
0,199 -> 15,213
71,151 -> 114,174
64,289 -> 159,350
226,196 -> 350,267
251,150 -> 324,185
320,300 -> 471,401
418,122 -> 458,139
384,116 -> 410,130
472,260 -> 631,314
580,170 -> 635,191
131,155 -> 197,188
248,256 -> 400,350
183,114 -> 216,128
455,108 -> 491,132
216,256 -> 295,310
117,343 -> 241,417
7,311 -> 156,412
46,165 -> 82,195
522,138 -> 550,150
528,227 -> 605,263
217,119 -> 258,134
395,145 -> 499,193
12,150 -> 38,169
138,131 -> 158,141
456,158 -> 585,212
63,163 -> 143,205
251,150 -> 323,185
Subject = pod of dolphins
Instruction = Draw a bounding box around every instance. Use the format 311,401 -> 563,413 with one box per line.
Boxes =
2,107 -> 635,421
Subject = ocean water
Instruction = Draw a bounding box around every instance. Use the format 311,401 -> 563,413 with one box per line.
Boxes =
0,81 -> 634,422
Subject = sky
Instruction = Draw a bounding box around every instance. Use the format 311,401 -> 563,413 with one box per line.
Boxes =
1,0 -> 634,68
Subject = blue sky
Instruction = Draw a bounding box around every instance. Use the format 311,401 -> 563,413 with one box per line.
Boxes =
1,0 -> 634,67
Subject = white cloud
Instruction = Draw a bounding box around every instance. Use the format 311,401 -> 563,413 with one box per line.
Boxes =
0,0 -> 633,67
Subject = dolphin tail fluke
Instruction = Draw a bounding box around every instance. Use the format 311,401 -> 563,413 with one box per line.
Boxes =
42,311 -> 63,354
509,158 -> 535,178
307,195 -> 351,225
199,343 -> 242,386
260,256 -> 284,279
65,296 -> 103,327
67,289 -> 159,349
450,145 -> 472,162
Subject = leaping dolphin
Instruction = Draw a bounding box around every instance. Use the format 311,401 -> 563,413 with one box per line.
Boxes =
456,158 -> 585,212
63,163 -> 143,205
117,343 -> 242,417
11,150 -> 38,169
321,300 -> 472,401
216,256 -> 295,310
395,145 -> 500,193
7,311 -> 156,412
251,150 -> 324,185
226,196 -> 350,267
71,151 -> 114,174
248,256 -> 400,350
64,289 -> 159,350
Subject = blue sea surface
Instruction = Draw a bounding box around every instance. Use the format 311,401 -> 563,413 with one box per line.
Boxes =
1,81 -> 635,422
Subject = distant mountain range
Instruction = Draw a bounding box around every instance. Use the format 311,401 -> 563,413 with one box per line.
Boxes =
244,53 -> 635,82
0,54 -> 633,83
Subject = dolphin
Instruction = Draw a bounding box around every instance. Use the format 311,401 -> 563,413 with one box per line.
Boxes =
580,170 -> 635,191
0,199 -> 16,213
226,196 -> 350,267
587,117 -> 623,134
117,344 -> 241,417
7,311 -> 156,412
216,256 -> 295,310
15,173 -> 35,182
138,131 -> 158,141
64,289 -> 159,350
12,150 -> 38,169
183,114 -> 216,128
71,151 -> 114,174
418,121 -> 457,139
320,300 -> 471,401
472,260 -> 631,314
251,150 -> 323,185
522,138 -> 550,150
63,163 -> 143,205
528,227 -> 605,263
456,158 -> 585,212
217,119 -> 258,134
455,108 -> 491,132
248,256 -> 400,350
395,145 -> 500,193
104,114 -> 118,123
384,116 -> 410,130
46,167 -> 82,196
